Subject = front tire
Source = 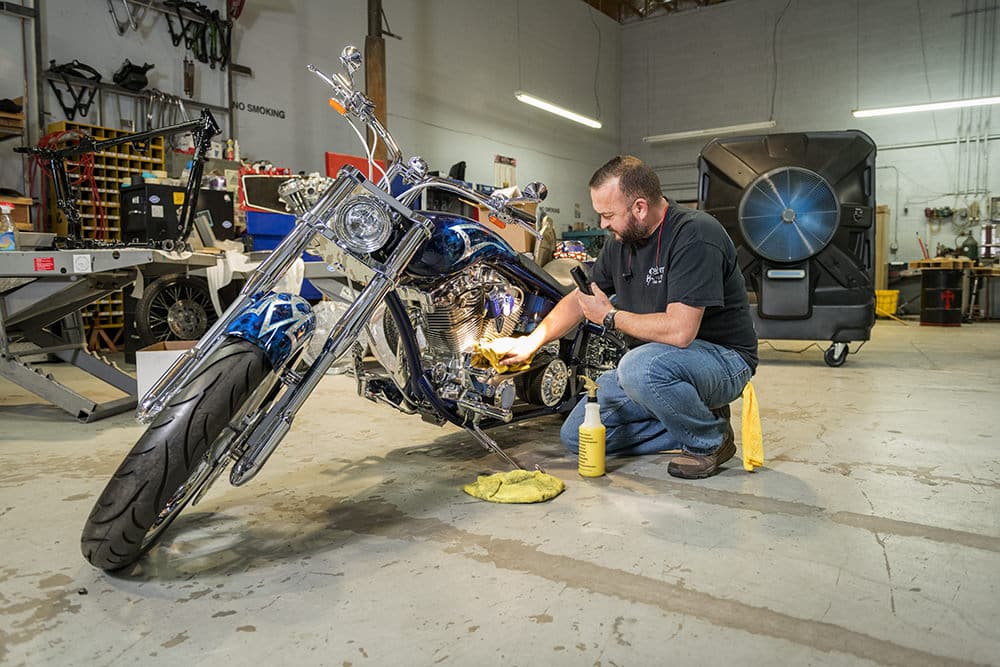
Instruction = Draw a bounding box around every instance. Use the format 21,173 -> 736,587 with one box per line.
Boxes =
81,339 -> 269,571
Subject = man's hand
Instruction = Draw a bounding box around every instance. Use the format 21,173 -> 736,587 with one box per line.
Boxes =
578,282 -> 615,326
491,336 -> 540,366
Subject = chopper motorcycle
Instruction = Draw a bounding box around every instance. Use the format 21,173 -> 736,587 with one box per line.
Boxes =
81,46 -> 621,571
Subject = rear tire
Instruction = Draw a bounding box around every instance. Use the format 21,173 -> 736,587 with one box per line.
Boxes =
136,273 -> 215,346
81,339 -> 269,571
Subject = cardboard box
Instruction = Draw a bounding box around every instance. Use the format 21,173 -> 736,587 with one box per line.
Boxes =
136,340 -> 197,401
476,202 -> 537,254
2,196 -> 33,231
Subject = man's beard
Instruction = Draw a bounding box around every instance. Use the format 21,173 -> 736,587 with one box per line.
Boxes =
615,211 -> 648,245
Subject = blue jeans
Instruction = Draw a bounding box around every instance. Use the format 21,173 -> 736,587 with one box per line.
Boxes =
560,340 -> 752,456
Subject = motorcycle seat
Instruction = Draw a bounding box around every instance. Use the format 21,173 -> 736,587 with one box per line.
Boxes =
513,254 -> 582,296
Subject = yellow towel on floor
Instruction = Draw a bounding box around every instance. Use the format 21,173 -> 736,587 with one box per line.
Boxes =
741,381 -> 763,472
471,341 -> 533,373
463,470 -> 565,503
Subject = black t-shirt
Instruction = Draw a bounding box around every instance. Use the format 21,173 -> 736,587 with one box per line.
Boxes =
591,201 -> 758,372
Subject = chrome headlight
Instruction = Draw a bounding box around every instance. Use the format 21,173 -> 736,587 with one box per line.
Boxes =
333,194 -> 393,254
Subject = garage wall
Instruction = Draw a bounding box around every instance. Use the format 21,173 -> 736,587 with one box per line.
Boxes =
39,0 -> 230,132
232,0 -> 620,231
1,1 -> 619,233
0,1 -> 38,194
620,0 -> 999,263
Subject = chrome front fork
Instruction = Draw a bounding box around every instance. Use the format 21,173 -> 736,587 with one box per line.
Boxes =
228,218 -> 433,486
136,175 -> 358,423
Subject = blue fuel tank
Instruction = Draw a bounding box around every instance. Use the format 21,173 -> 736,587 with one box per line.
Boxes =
405,211 -> 521,279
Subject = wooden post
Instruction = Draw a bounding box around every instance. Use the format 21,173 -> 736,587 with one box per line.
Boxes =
366,0 -> 387,163
875,205 -> 889,290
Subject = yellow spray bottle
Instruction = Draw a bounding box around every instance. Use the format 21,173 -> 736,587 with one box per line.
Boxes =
577,375 -> 606,477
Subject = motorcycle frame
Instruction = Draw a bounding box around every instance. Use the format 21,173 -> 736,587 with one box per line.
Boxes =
15,109 -> 221,249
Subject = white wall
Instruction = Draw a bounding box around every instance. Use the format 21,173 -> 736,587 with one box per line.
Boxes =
0,1 -> 37,193
40,0 -> 230,131
231,0 -> 621,232
0,0 -> 619,234
620,0 -> 999,263
15,0 -> 993,263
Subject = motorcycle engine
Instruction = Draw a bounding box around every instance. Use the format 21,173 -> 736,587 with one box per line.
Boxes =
423,265 -> 523,357
370,265 -> 567,422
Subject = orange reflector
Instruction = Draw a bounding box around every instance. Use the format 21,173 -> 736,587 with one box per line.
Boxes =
328,98 -> 347,115
488,215 -> 507,229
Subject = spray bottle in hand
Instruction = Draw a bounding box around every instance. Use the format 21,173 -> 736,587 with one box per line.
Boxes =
577,375 -> 606,477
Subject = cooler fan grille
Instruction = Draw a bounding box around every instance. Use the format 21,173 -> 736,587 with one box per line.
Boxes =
738,166 -> 840,263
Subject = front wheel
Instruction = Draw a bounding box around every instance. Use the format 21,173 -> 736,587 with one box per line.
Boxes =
81,339 -> 270,570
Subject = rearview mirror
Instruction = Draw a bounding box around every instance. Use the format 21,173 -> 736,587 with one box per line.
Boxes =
340,46 -> 362,79
523,181 -> 548,201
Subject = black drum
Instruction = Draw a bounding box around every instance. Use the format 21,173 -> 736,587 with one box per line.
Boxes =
920,269 -> 963,326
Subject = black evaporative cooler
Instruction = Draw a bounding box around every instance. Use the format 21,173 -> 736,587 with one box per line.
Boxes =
698,131 -> 876,367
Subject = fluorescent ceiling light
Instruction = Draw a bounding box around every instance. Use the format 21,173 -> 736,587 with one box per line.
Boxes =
642,120 -> 776,144
852,96 -> 1000,118
515,91 -> 602,129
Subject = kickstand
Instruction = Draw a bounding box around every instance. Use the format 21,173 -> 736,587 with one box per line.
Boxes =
467,423 -> 540,472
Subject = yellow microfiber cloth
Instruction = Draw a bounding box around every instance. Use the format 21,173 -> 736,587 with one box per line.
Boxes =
471,341 -> 533,373
740,381 -> 763,471
463,469 -> 565,503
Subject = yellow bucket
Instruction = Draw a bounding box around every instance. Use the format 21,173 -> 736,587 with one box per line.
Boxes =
875,289 -> 899,318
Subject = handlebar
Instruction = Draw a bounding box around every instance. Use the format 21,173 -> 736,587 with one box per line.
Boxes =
397,177 -> 542,240
310,48 -> 545,239
308,63 -> 403,167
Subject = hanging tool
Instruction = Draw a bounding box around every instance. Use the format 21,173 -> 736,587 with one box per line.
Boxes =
183,56 -> 195,98
162,1 -> 233,71
47,60 -> 102,120
107,0 -> 140,35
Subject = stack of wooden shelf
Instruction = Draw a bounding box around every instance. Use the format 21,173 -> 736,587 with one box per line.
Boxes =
0,112 -> 24,139
908,257 -> 974,270
45,120 -> 166,351
0,97 -> 25,140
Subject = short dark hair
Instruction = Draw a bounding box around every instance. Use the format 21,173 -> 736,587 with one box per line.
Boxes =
589,155 -> 662,204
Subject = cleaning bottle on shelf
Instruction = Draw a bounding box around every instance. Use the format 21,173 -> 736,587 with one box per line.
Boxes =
0,201 -> 18,251
577,375 -> 606,477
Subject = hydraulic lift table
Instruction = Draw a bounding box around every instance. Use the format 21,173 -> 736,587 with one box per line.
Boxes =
1,249 -> 155,421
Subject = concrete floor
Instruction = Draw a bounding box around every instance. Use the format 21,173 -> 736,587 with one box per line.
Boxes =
1,320 -> 998,666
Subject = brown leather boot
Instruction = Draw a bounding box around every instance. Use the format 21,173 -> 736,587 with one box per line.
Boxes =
667,405 -> 736,479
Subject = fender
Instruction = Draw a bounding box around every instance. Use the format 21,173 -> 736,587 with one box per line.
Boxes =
225,292 -> 316,368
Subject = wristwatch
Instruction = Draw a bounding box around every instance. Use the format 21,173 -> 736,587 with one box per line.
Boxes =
602,309 -> 618,331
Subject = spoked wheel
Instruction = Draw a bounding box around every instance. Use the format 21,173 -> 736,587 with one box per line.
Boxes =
81,339 -> 270,571
136,273 -> 216,345
824,342 -> 849,367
